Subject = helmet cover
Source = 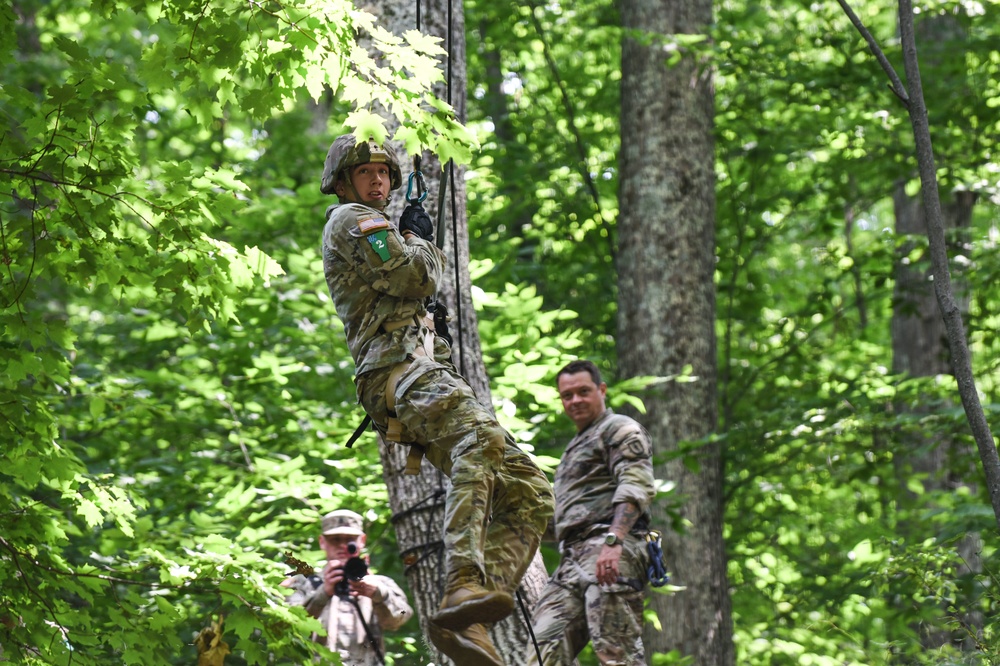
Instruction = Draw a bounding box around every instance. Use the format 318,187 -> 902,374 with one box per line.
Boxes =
321,135 -> 403,195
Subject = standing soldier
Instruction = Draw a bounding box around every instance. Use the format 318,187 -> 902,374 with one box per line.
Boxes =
283,509 -> 413,665
318,134 -> 554,665
527,360 -> 657,666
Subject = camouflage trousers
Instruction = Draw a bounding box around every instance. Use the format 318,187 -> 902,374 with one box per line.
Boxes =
526,532 -> 647,666
358,356 -> 554,593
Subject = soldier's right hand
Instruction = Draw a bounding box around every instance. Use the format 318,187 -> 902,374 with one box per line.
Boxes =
399,202 -> 434,241
323,560 -> 345,596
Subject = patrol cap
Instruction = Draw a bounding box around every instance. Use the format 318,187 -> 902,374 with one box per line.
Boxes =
321,509 -> 365,536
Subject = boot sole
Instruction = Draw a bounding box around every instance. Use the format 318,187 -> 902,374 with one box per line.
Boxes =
427,624 -> 504,666
432,592 -> 515,631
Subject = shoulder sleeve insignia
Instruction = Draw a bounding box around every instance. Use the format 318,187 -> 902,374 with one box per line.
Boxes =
367,230 -> 392,262
358,216 -> 390,234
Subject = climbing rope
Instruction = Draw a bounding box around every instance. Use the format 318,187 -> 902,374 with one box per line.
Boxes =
516,588 -> 545,665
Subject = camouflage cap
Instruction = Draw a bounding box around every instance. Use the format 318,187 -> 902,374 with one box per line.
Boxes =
321,509 -> 365,536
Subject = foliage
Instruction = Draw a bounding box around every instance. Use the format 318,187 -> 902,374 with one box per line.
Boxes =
464,0 -> 622,367
465,0 -> 1000,664
1,0 -> 470,662
5,0 -> 1000,663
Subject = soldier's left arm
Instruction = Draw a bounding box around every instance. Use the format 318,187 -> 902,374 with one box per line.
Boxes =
367,575 -> 414,631
607,419 -> 656,518
283,574 -> 332,619
596,422 -> 657,581
347,213 -> 446,299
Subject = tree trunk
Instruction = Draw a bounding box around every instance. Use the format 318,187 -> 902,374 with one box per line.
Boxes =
364,0 -> 549,661
617,0 -> 734,664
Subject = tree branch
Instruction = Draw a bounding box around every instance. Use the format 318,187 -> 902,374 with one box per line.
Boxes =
835,0 -> 910,105
895,0 -> 1000,533
836,0 -> 1000,532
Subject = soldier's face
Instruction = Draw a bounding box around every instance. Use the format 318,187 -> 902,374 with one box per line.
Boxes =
336,162 -> 391,203
557,371 -> 607,432
319,533 -> 366,562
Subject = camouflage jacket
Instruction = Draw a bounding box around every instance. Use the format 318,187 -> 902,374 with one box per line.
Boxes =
322,202 -> 445,376
553,409 -> 656,544
285,572 -> 413,666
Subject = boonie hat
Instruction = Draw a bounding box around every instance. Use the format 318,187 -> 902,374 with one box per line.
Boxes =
321,509 -> 364,536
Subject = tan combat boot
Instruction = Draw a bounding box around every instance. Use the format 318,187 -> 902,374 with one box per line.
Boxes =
432,583 -> 514,631
427,622 -> 505,666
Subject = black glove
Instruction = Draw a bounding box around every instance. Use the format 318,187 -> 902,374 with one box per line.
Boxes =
399,201 -> 434,241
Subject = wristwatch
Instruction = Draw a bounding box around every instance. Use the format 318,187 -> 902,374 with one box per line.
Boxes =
603,532 -> 620,547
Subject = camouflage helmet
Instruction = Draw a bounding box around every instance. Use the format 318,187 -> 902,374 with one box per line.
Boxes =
320,135 -> 403,195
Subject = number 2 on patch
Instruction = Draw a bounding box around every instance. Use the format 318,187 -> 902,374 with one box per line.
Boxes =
367,230 -> 391,262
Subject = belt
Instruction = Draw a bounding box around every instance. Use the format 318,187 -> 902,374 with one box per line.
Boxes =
558,524 -> 610,554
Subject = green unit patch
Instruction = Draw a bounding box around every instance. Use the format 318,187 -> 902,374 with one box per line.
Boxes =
367,230 -> 391,262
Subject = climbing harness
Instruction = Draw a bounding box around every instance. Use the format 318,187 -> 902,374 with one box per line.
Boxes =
645,530 -> 670,588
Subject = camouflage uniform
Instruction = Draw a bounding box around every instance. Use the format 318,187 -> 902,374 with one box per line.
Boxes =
527,409 -> 655,666
285,572 -> 412,666
322,200 -> 554,604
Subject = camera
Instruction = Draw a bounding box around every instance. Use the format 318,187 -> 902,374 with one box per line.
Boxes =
334,542 -> 369,597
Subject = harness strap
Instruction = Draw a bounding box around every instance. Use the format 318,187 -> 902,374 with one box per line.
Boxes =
383,322 -> 436,475
380,313 -> 436,335
345,415 -> 372,449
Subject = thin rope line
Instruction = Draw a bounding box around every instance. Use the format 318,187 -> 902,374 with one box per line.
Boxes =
516,588 -> 544,664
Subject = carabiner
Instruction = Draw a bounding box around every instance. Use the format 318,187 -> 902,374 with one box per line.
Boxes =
406,170 -> 428,204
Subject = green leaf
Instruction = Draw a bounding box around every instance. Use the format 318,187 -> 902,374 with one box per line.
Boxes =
89,396 -> 107,420
77,498 -> 103,528
344,110 -> 388,143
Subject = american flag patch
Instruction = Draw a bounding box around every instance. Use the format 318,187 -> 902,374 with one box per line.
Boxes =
358,216 -> 389,234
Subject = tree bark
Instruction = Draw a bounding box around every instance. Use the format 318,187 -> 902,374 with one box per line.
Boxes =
363,0 -> 549,661
618,0 -> 734,664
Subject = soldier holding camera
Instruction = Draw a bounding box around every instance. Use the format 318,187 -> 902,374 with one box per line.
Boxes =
284,510 -> 413,665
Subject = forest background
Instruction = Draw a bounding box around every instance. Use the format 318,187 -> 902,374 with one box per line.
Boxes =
3,0 -> 1000,664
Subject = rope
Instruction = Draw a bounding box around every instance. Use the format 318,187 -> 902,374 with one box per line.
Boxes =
515,588 -> 544,665
345,595 -> 385,664
389,486 -> 447,574
397,540 -> 445,572
444,0 -> 462,376
412,0 -> 459,603
389,487 -> 446,524
416,0 -> 463,380
447,163 -> 464,376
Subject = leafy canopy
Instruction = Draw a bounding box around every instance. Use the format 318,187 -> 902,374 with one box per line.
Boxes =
1,0 -> 474,662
